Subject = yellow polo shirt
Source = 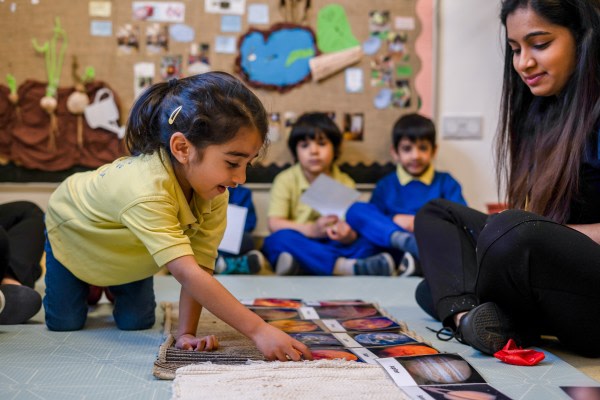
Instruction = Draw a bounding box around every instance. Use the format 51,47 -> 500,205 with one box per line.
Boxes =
397,164 -> 435,186
45,149 -> 227,286
268,164 -> 355,223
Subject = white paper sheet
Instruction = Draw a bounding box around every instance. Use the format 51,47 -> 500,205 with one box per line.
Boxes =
218,204 -> 248,254
300,174 -> 360,218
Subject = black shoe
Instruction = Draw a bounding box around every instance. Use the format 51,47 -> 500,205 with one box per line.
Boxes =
0,284 -> 42,324
455,302 -> 517,355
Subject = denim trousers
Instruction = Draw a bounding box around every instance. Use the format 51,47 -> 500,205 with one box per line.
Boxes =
43,238 -> 156,331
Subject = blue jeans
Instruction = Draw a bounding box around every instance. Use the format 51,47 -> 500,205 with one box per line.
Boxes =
43,238 -> 156,331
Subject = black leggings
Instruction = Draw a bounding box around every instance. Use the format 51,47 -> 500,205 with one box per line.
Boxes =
414,199 -> 600,357
0,201 -> 45,287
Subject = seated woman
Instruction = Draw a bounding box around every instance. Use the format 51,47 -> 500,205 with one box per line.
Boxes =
0,201 -> 45,324
414,0 -> 600,357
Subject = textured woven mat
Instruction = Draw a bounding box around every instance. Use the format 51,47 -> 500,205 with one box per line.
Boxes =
153,302 -> 427,380
171,360 -> 407,400
153,302 -> 265,379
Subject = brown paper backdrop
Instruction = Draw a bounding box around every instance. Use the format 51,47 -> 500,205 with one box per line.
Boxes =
0,0 -> 427,170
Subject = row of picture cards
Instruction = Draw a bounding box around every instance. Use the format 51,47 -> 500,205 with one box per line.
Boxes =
240,298 -> 515,400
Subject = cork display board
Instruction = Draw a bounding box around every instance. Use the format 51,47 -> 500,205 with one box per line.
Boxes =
0,0 -> 434,182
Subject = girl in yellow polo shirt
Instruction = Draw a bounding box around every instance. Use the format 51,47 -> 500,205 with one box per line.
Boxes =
44,72 -> 311,361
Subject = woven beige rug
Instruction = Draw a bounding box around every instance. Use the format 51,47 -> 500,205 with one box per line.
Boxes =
153,302 -> 426,380
171,360 -> 408,400
153,302 -> 265,379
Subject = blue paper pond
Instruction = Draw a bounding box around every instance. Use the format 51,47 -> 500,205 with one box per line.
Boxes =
239,26 -> 316,88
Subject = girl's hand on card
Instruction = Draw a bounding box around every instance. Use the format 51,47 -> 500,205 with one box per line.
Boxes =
176,333 -> 219,351
251,323 -> 313,362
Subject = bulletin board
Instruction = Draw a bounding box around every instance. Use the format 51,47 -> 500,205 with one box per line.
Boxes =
0,0 -> 436,183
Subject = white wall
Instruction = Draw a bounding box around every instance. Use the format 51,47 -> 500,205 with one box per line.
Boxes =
435,0 -> 505,211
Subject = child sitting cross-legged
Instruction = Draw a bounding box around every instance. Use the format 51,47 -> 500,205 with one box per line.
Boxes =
262,112 -> 395,276
344,113 -> 467,276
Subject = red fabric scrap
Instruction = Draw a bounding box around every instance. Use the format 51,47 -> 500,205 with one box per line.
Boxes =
494,339 -> 545,366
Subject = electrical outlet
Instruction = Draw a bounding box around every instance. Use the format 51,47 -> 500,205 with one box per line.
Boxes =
442,115 -> 483,139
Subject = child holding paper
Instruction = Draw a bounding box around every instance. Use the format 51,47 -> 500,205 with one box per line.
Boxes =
262,112 -> 395,276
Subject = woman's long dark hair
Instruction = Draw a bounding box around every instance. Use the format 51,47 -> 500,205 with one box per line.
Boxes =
125,71 -> 269,160
496,0 -> 600,223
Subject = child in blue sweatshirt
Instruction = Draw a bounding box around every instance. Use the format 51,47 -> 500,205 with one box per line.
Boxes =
345,113 -> 467,276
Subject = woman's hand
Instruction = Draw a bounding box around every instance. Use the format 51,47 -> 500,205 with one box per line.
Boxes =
175,333 -> 219,351
251,323 -> 313,361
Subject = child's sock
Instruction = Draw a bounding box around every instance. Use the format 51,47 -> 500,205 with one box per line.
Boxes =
215,256 -> 226,274
390,231 -> 419,257
333,257 -> 356,275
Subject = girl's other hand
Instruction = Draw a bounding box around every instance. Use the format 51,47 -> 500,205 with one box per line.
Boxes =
176,333 -> 219,351
251,323 -> 313,361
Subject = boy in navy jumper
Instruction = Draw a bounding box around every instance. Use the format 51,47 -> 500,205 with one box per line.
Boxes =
346,113 -> 466,276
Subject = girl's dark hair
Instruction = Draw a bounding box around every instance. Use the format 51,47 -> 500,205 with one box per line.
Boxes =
125,71 -> 269,160
392,113 -> 436,149
287,112 -> 343,162
496,0 -> 600,223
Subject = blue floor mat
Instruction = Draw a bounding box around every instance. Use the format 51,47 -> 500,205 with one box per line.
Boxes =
0,276 -> 597,400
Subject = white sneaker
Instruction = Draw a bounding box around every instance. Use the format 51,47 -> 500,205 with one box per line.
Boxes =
0,289 -> 5,315
215,256 -> 226,274
398,252 -> 416,277
275,252 -> 300,276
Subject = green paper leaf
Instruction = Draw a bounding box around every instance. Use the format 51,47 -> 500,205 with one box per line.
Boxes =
285,48 -> 315,67
6,74 -> 17,93
396,65 -> 413,77
316,4 -> 360,53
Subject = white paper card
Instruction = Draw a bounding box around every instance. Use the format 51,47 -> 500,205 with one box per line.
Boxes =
132,2 -> 185,22
89,1 -> 112,17
332,332 -> 361,347
218,204 -> 248,254
215,35 -> 237,54
395,16 -> 416,30
376,357 -> 418,387
321,319 -> 345,332
247,3 -> 269,24
133,62 -> 155,99
345,67 -> 363,93
300,174 -> 361,218
221,15 -> 242,32
298,307 -> 319,320
349,348 -> 379,364
90,20 -> 112,37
